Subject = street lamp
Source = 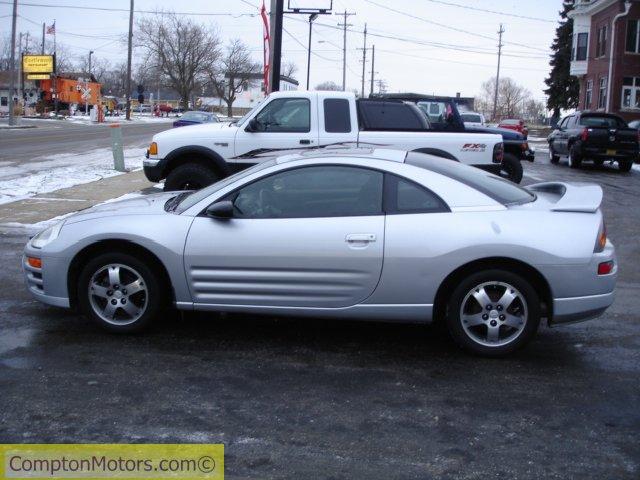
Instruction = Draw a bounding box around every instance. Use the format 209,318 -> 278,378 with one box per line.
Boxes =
88,50 -> 94,77
306,13 -> 318,90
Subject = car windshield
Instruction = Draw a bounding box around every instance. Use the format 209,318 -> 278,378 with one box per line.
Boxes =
579,115 -> 626,128
181,112 -> 209,122
461,114 -> 482,123
405,152 -> 535,205
174,160 -> 277,213
501,119 -> 521,125
235,100 -> 264,126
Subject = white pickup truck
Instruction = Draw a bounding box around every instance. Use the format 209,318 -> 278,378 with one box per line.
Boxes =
144,90 -> 504,190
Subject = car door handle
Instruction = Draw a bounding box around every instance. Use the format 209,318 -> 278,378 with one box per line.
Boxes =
299,139 -> 312,145
346,234 -> 376,243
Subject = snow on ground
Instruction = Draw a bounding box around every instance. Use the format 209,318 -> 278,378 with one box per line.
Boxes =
633,164 -> 640,173
64,114 -> 174,125
0,147 -> 146,205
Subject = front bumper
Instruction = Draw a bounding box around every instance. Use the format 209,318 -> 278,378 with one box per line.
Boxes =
22,254 -> 70,308
143,157 -> 165,182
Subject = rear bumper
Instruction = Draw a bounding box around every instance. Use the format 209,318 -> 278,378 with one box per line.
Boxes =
582,146 -> 638,161
551,291 -> 615,325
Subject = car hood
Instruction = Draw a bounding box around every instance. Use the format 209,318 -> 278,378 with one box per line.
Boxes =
64,192 -> 179,225
153,121 -> 235,141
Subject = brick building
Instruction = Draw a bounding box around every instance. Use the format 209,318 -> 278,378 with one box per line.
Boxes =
568,0 -> 640,122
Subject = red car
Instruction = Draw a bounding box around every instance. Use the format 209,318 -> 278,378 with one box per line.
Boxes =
498,118 -> 528,139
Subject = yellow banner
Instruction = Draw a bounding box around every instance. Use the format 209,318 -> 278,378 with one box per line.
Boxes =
26,74 -> 50,80
22,55 -> 54,73
0,444 -> 224,479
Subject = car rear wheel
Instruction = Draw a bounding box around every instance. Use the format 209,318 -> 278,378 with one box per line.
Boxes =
569,145 -> 582,169
164,163 -> 219,191
445,270 -> 540,356
77,252 -> 164,333
499,153 -> 523,183
548,144 -> 560,164
618,159 -> 633,172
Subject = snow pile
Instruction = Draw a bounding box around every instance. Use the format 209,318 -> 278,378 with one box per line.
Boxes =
0,147 -> 146,205
64,115 -> 174,126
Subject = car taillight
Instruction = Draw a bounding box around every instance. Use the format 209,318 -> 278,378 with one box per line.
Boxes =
598,261 -> 614,275
493,142 -> 504,163
581,127 -> 589,142
594,220 -> 607,253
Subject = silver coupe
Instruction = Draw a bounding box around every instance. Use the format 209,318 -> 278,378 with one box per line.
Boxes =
23,148 -> 616,356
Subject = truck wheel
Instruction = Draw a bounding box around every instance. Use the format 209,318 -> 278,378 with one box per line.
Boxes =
548,145 -> 560,164
500,153 -> 522,183
164,163 -> 219,191
499,153 -> 523,184
569,145 -> 582,169
618,160 -> 633,172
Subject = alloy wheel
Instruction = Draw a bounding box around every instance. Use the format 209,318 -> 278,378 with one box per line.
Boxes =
459,281 -> 528,347
88,263 -> 149,325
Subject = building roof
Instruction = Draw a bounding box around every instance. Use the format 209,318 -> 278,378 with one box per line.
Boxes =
223,72 -> 299,86
56,72 -> 98,82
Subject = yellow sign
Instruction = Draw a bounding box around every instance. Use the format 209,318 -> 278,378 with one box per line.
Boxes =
0,444 -> 224,479
27,73 -> 51,80
22,54 -> 55,73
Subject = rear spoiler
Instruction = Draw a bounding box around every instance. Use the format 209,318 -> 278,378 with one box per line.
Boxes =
527,182 -> 603,213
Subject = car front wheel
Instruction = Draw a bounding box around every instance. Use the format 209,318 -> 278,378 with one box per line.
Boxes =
618,159 -> 633,172
445,270 -> 540,356
548,144 -> 560,164
164,163 -> 219,191
77,252 -> 165,333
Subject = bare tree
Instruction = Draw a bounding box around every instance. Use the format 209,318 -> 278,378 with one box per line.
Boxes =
315,81 -> 341,91
477,76 -> 531,120
208,39 -> 261,117
137,13 -> 221,109
76,55 -> 111,83
282,61 -> 298,79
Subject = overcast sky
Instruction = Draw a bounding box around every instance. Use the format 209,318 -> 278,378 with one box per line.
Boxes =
1,0 -> 562,101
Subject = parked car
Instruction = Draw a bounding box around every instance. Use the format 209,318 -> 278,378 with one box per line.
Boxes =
374,93 -> 535,184
628,119 -> 640,131
498,119 -> 528,139
144,91 -> 504,191
547,112 -> 639,171
173,111 -> 220,128
23,148 -> 616,356
137,104 -> 152,113
460,111 -> 486,128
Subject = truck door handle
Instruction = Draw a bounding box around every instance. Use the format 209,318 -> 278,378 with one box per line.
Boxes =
346,234 -> 376,243
299,139 -> 312,145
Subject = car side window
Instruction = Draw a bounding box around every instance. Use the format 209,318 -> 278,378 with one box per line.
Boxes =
385,174 -> 449,214
229,166 -> 383,219
558,117 -> 568,129
324,99 -> 352,133
566,116 -> 576,129
254,98 -> 310,133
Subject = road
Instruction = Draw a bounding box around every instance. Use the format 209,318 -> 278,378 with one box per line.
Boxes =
0,119 -> 170,164
0,148 -> 638,479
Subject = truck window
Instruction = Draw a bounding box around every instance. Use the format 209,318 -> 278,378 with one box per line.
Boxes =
323,98 -> 352,133
254,98 -> 310,133
358,100 -> 426,131
579,115 -> 625,128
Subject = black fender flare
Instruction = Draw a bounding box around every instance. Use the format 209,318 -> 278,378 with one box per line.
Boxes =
411,148 -> 459,161
162,146 -> 230,179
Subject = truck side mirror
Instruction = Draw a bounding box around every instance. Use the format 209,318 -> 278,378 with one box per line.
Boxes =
246,118 -> 259,132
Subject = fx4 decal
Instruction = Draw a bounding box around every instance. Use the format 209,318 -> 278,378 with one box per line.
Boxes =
461,143 -> 487,152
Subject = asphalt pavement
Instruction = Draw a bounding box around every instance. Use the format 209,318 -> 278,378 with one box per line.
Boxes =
0,148 -> 638,479
0,118 -> 170,164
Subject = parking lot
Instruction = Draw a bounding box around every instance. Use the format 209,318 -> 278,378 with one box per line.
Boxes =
1,147 -> 639,479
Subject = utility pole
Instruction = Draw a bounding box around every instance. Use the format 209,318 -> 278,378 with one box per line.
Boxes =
492,24 -> 504,122
337,9 -> 355,92
86,50 -> 93,116
370,44 -> 375,97
306,13 -> 318,90
19,32 -> 24,116
41,23 -> 45,54
125,0 -> 134,120
268,0 -> 284,92
8,0 -> 18,126
360,23 -> 367,97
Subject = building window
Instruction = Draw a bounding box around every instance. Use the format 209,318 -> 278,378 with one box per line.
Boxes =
576,32 -> 588,61
627,19 -> 640,53
585,79 -> 593,108
622,77 -> 640,109
598,77 -> 607,109
0,96 -> 7,106
596,26 -> 607,57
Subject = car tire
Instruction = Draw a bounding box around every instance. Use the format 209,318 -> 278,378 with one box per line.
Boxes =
618,159 -> 633,172
164,163 -> 219,191
500,153 -> 523,183
445,269 -> 541,357
569,145 -> 582,169
77,252 -> 166,333
548,145 -> 560,164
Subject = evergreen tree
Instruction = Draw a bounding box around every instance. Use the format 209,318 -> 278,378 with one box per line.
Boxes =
544,0 -> 579,118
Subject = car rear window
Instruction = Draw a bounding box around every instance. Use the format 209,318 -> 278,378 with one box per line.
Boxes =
405,152 -> 535,205
579,115 -> 626,128
461,114 -> 482,123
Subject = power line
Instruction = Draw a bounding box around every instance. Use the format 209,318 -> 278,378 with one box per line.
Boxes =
282,26 -> 337,62
421,0 -> 555,24
363,0 -> 548,53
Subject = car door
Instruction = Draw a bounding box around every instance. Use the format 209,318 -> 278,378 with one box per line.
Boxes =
233,96 -> 319,156
183,165 -> 385,308
557,116 -> 574,154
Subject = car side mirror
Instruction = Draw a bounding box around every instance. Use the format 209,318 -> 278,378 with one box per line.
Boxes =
206,201 -> 234,219
246,118 -> 259,132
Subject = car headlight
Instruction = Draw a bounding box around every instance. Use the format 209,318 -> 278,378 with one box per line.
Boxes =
30,221 -> 64,249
